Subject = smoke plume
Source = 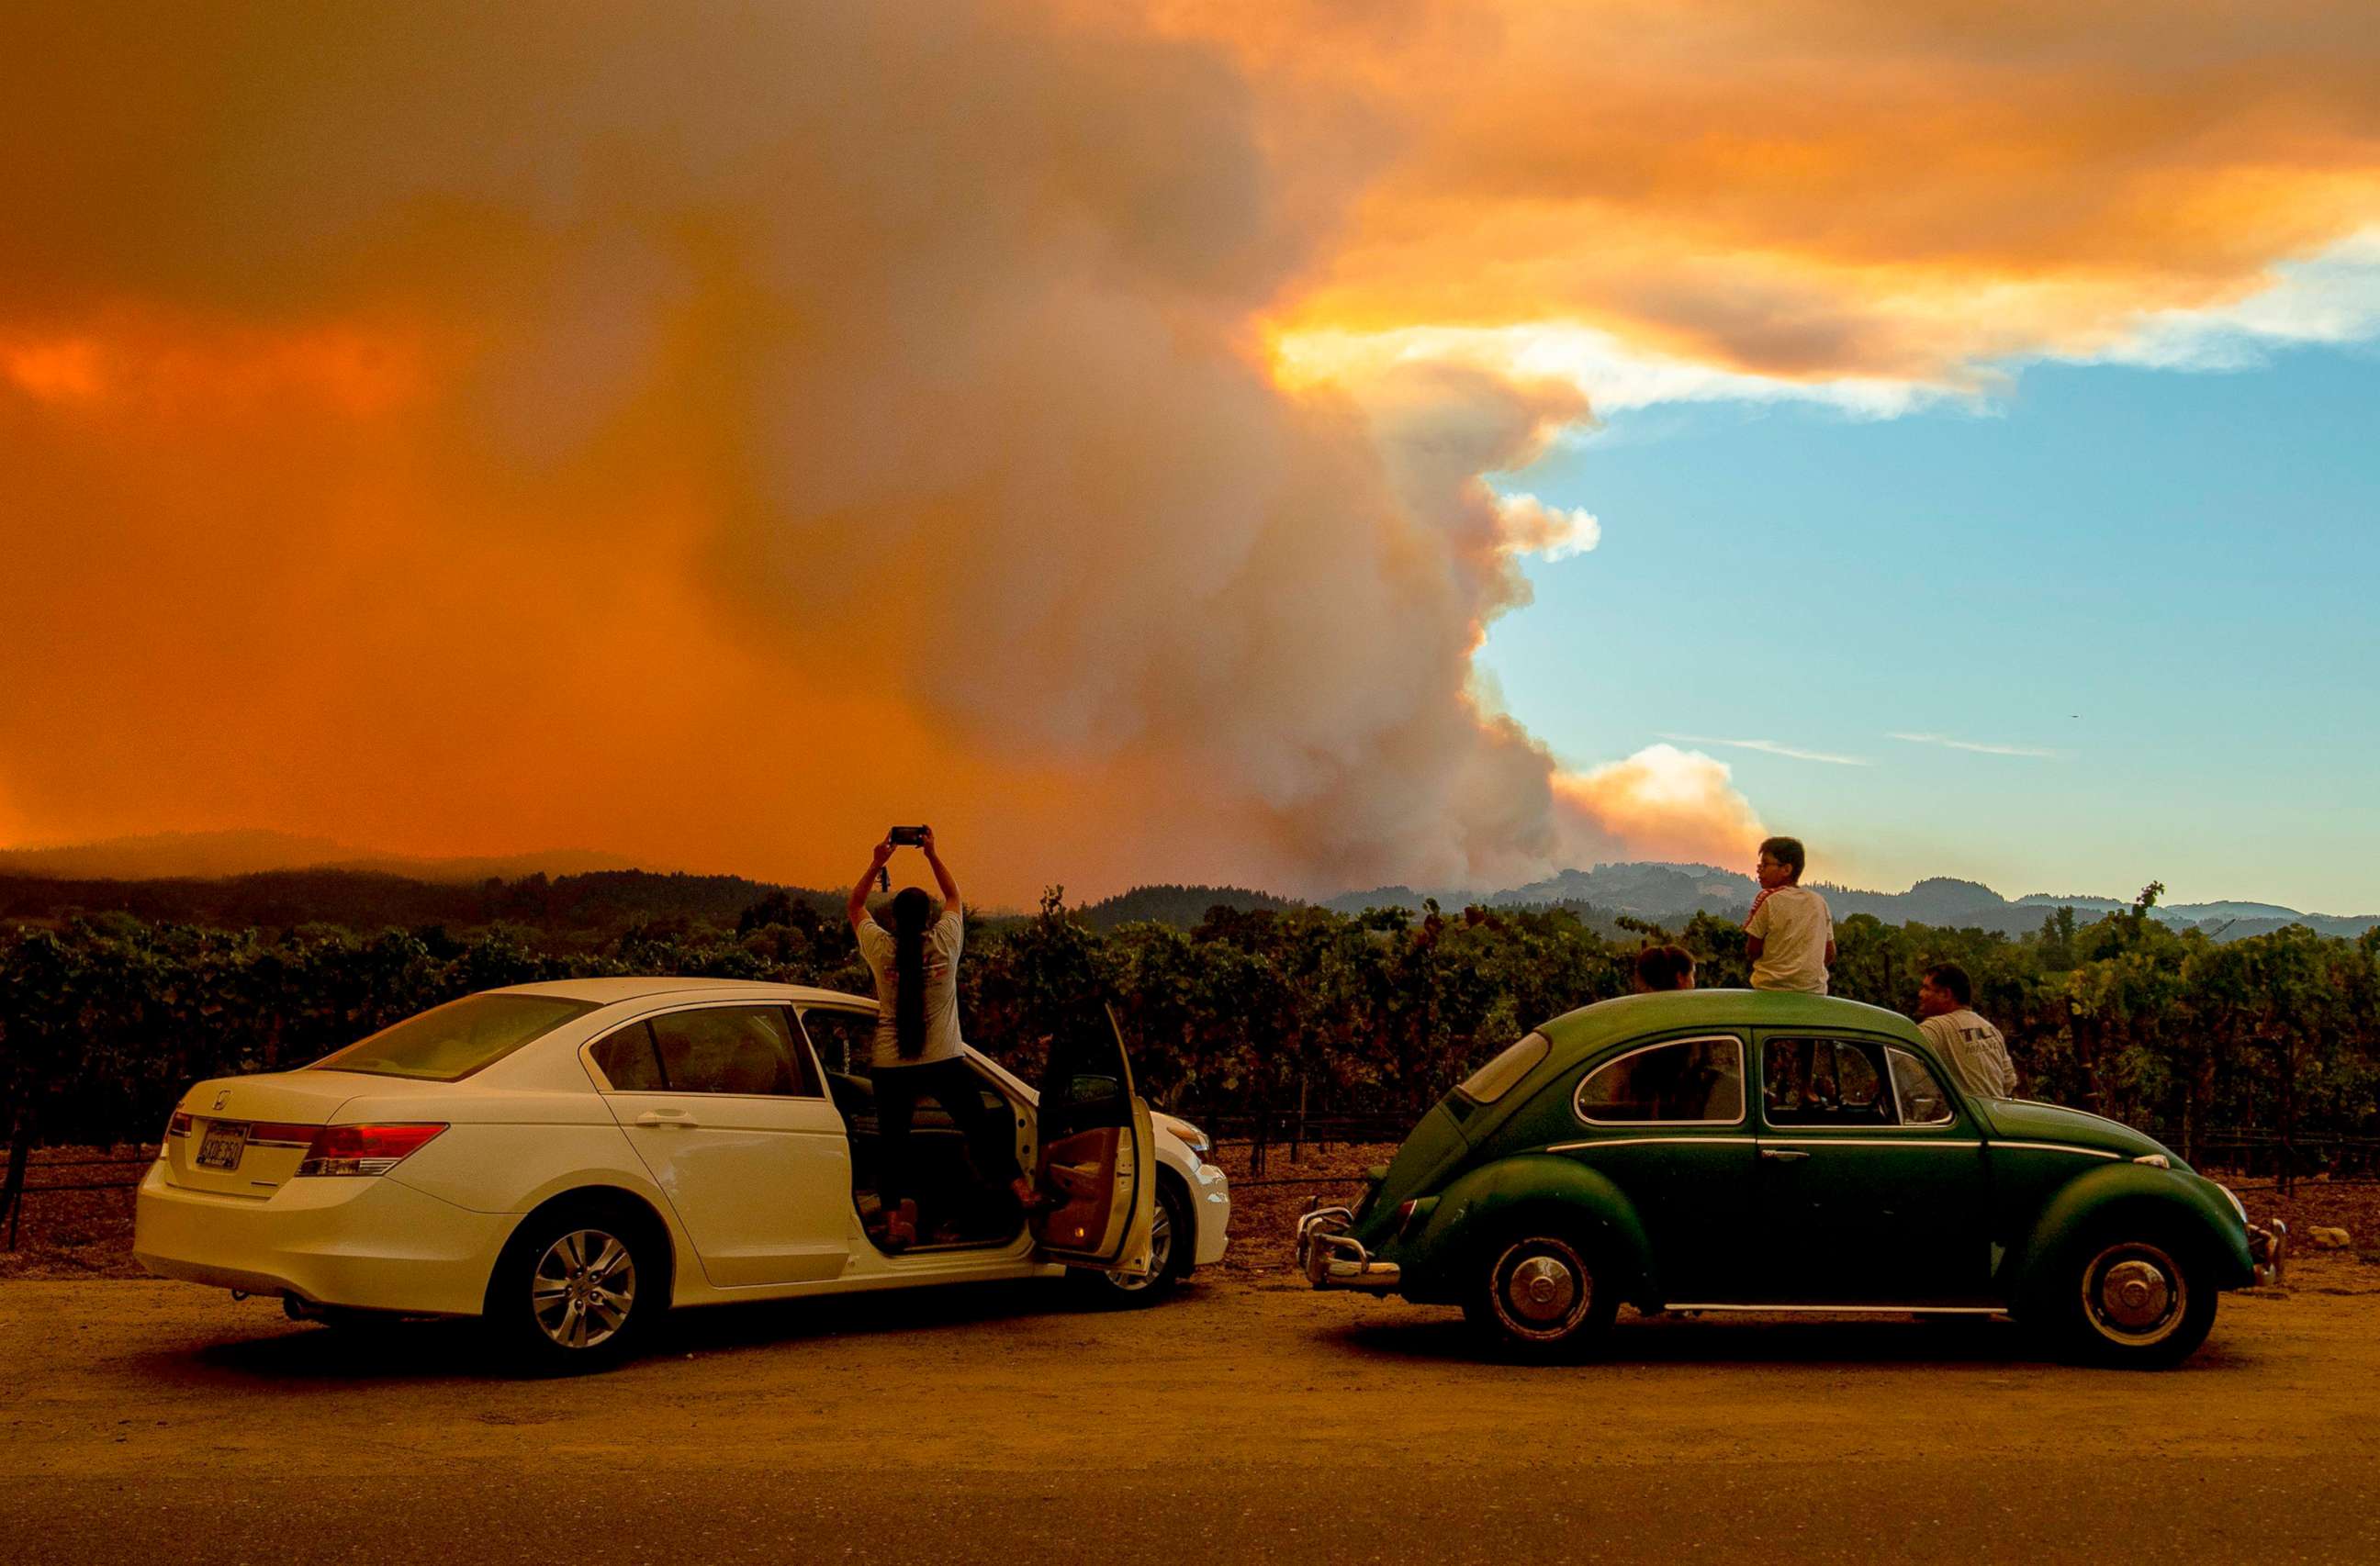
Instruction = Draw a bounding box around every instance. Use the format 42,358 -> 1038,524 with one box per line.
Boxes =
0,2 -> 1761,899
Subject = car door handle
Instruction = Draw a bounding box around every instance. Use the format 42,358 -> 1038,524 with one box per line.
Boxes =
1760,1147 -> 1810,1162
635,1110 -> 699,1128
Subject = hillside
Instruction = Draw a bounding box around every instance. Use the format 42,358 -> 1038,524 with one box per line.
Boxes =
0,830 -> 649,884
0,850 -> 2369,945
0,867 -> 839,936
1076,883 -> 1303,932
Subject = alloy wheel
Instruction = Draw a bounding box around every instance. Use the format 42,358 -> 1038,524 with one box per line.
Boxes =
531,1227 -> 637,1350
1106,1198 -> 1174,1292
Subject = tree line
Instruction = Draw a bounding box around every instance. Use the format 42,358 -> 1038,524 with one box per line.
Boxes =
4,883 -> 2376,1230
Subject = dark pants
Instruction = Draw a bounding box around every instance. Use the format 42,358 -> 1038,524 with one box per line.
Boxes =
873,1057 -> 1022,1209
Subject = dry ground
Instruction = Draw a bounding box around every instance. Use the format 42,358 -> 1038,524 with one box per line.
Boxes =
4,1140 -> 2378,1562
4,1251 -> 2378,1563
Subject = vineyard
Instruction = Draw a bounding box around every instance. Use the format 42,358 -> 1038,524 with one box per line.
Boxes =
4,883 -> 2377,1241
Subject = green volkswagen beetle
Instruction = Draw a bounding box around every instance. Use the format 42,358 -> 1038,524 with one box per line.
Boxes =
1296,990 -> 2285,1367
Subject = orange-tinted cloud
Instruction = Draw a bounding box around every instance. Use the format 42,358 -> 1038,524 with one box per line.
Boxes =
1152,0 -> 2380,382
1555,746 -> 1766,873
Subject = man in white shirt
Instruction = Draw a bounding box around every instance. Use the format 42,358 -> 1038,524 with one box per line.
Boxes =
1744,835 -> 1835,993
1916,961 -> 2018,1099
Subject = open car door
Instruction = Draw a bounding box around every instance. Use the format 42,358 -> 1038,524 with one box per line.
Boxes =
1031,1001 -> 1155,1278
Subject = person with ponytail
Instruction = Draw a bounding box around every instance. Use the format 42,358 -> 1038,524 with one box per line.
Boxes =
847,828 -> 1035,1250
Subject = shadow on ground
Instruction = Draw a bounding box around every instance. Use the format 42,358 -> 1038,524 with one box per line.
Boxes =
149,1275 -> 1209,1384
1322,1307 -> 2257,1372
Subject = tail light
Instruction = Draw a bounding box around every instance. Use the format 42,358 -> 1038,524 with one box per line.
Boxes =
296,1123 -> 447,1178
160,1110 -> 191,1159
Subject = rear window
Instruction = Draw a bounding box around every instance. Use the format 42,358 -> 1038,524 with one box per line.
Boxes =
1455,1033 -> 1549,1104
309,994 -> 598,1082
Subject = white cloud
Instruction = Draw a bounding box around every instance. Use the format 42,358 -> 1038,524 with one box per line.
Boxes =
1494,490 -> 1600,561
1278,322 -> 1948,419
1661,733 -> 1871,766
1890,731 -> 2060,759
2061,229 -> 2380,372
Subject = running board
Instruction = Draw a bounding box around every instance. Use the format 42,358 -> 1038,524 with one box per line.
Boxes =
870,1236 -> 1025,1257
1661,1303 -> 2006,1315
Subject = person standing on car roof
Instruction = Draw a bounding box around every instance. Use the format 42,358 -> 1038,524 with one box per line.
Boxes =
847,828 -> 1038,1248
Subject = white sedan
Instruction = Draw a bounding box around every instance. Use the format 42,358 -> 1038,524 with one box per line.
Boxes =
135,979 -> 1229,1368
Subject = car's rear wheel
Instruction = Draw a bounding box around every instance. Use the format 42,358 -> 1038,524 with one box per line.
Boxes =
486,1200 -> 665,1373
1073,1175 -> 1191,1309
2046,1225 -> 2218,1369
1464,1225 -> 1618,1362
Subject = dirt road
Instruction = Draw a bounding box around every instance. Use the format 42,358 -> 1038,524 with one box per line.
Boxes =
5,1263 -> 2378,1564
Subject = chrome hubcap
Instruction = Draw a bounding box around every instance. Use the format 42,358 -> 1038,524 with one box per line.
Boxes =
2082,1242 -> 2183,1343
2101,1260 -> 2170,1328
532,1228 -> 635,1349
1500,1247 -> 1583,1328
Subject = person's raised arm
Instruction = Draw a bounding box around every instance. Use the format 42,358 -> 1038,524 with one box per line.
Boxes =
920,826 -> 960,915
848,839 -> 892,929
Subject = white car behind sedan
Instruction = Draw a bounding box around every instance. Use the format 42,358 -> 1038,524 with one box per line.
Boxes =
135,979 -> 1229,1369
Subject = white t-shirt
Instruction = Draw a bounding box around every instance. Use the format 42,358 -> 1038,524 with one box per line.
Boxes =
1922,1009 -> 2017,1099
1745,885 -> 1833,993
856,910 -> 965,1069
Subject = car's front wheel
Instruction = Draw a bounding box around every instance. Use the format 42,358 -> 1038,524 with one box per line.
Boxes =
1074,1175 -> 1192,1309
1463,1225 -> 1619,1361
486,1200 -> 666,1372
2046,1226 -> 2218,1369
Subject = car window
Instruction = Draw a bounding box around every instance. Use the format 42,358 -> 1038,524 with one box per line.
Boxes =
798,1006 -> 874,1076
589,1021 -> 668,1091
1575,1036 -> 1745,1124
309,993 -> 597,1082
646,1006 -> 821,1097
1456,1033 -> 1548,1104
1764,1036 -> 1896,1126
1887,1046 -> 1956,1126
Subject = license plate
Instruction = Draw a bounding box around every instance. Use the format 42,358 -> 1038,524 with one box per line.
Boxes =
196,1121 -> 250,1170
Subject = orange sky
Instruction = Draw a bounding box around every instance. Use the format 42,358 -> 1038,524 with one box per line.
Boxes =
4,1 -> 2376,900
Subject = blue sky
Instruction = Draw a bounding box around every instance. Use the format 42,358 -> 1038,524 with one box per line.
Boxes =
1482,344 -> 2380,913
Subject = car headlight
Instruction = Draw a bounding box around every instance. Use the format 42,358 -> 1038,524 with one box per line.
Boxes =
2214,1181 -> 2249,1225
1162,1116 -> 1214,1163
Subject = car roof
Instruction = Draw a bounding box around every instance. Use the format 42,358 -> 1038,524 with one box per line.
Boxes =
1538,988 -> 1920,1063
492,977 -> 875,1009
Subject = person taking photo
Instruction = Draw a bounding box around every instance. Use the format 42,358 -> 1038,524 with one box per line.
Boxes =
846,828 -> 1037,1249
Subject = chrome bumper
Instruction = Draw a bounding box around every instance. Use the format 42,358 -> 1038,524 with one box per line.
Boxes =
2249,1218 -> 2287,1288
1295,1204 -> 1402,1292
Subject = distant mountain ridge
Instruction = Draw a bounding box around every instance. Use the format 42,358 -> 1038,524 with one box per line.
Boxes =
0,830 -> 651,884
1322,862 -> 2375,943
0,833 -> 2369,943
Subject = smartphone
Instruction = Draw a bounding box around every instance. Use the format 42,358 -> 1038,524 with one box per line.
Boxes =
888,825 -> 929,846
